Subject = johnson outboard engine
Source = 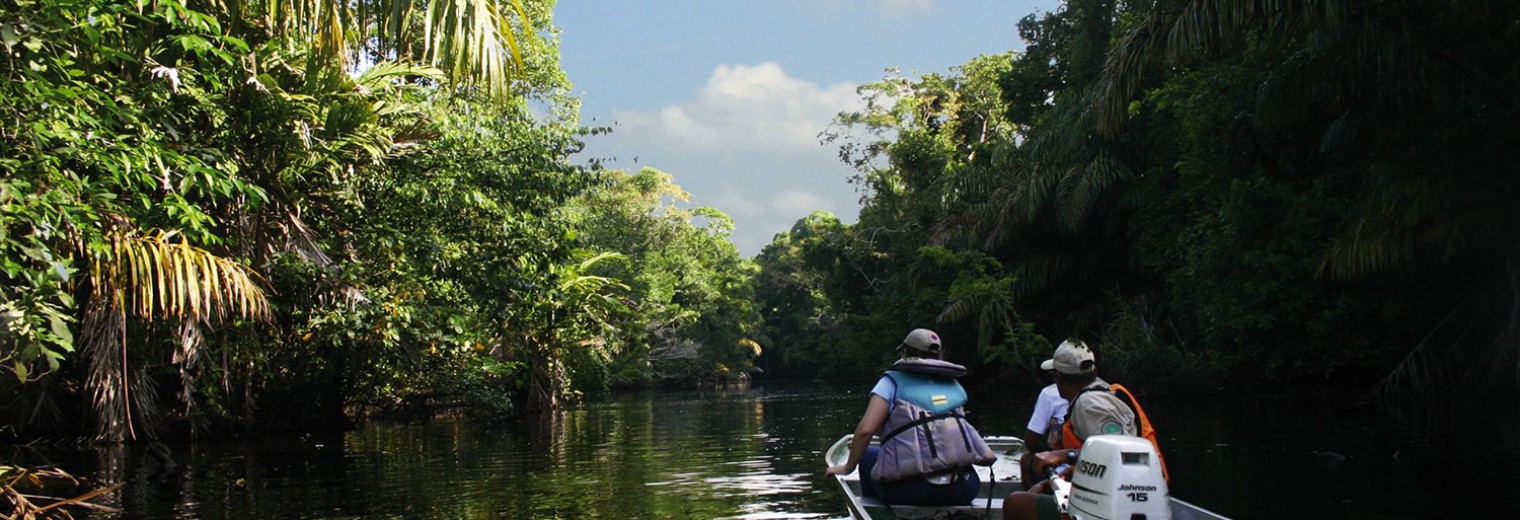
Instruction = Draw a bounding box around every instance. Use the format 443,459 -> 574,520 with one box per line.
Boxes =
1067,435 -> 1170,520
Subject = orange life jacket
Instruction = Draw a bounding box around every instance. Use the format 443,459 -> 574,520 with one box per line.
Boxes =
1059,383 -> 1169,481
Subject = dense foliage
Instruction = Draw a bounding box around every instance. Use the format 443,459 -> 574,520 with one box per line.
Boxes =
757,0 -> 1520,395
564,167 -> 761,388
0,0 -> 759,443
4,0 -> 1517,446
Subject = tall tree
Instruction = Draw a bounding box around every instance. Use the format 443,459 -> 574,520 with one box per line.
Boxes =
566,168 -> 762,387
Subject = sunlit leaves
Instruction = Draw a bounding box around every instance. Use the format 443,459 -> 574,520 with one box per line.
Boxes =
258,0 -> 536,101
88,229 -> 270,324
564,168 -> 761,385
0,0 -> 602,439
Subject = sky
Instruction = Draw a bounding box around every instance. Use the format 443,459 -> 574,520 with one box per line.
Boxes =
553,0 -> 1061,256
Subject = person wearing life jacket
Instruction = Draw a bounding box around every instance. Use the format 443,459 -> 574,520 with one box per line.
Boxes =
1002,339 -> 1168,520
1058,380 -> 1168,481
825,328 -> 998,506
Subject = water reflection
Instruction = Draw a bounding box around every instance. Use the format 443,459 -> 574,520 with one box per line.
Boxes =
43,383 -> 1520,519
1146,394 -> 1520,520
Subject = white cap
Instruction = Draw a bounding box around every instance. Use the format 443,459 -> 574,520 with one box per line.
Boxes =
1040,339 -> 1095,375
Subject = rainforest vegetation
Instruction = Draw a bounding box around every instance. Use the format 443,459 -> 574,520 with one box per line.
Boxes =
760,0 -> 1520,395
2,0 -> 1519,449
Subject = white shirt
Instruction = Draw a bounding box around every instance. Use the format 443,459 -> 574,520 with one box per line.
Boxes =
1026,384 -> 1069,434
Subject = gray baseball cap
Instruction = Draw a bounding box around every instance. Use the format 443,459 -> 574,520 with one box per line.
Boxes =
897,328 -> 942,355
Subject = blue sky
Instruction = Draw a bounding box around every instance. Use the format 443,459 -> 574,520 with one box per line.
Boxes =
554,0 -> 1060,255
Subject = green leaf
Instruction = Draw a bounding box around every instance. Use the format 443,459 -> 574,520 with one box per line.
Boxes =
49,314 -> 73,346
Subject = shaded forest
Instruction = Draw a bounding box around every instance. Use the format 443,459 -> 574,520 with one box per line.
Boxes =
753,0 -> 1520,396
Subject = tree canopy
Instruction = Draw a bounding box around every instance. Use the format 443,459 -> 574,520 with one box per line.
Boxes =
0,0 -> 760,443
759,0 -> 1520,394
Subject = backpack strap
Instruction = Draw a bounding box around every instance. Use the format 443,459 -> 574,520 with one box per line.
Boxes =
879,410 -> 966,444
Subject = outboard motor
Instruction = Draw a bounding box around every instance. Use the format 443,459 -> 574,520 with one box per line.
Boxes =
1067,435 -> 1170,520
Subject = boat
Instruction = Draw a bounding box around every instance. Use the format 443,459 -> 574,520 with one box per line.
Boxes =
826,435 -> 1230,520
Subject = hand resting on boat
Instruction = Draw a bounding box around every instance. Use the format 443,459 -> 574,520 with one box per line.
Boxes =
1020,449 -> 1075,491
824,395 -> 891,477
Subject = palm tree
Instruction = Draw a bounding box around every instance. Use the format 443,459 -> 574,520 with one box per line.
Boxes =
5,0 -> 548,440
83,229 -> 270,441
502,252 -> 627,416
249,0 -> 538,100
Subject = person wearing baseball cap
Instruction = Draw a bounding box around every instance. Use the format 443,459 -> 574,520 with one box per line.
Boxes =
1041,338 -> 1097,375
825,328 -> 996,506
1022,340 -> 1071,454
897,327 -> 943,358
1002,339 -> 1169,520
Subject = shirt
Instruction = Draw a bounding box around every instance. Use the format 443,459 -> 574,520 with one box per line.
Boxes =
1069,379 -> 1136,441
871,376 -> 897,413
1026,384 -> 1069,434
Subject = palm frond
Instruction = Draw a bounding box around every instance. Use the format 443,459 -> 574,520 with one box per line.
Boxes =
418,0 -> 529,99
1375,293 -> 1476,394
353,61 -> 446,91
1007,253 -> 1075,301
1095,3 -> 1172,138
927,212 -> 982,247
81,229 -> 271,441
1320,174 -> 1469,280
1056,150 -> 1130,230
260,0 -> 532,99
90,230 -> 271,323
1099,0 -> 1464,140
81,297 -> 129,441
981,164 -> 1058,250
174,322 -> 205,417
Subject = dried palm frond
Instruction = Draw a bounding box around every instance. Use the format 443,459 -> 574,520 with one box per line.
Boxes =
1,464 -> 123,519
1375,294 -> 1473,394
174,322 -> 205,417
82,229 -> 271,441
89,229 -> 270,324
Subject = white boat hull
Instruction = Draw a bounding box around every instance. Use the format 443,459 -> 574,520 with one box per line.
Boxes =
826,435 -> 1229,520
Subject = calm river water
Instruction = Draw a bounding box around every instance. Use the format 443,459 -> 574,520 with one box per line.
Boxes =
29,381 -> 1520,519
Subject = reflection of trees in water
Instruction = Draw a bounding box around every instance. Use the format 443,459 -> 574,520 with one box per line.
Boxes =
39,384 -> 868,518
526,409 -> 565,464
1374,395 -> 1520,462
91,444 -> 128,512
527,384 -> 777,517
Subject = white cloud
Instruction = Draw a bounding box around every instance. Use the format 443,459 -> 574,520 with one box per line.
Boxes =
587,62 -> 868,256
612,62 -> 862,154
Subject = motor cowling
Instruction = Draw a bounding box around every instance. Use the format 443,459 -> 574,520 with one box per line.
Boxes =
1067,435 -> 1170,520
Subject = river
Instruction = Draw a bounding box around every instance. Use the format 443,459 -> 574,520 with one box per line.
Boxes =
25,381 -> 1520,519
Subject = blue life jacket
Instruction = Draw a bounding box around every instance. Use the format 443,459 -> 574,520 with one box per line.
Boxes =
871,359 -> 997,483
